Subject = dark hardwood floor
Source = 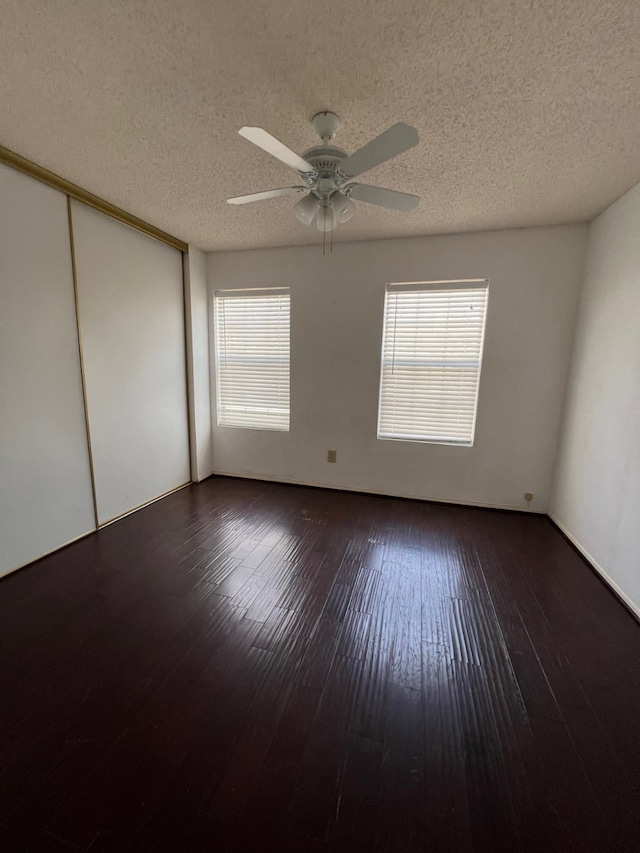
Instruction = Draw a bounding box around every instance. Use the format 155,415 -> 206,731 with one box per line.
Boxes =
1,477 -> 639,852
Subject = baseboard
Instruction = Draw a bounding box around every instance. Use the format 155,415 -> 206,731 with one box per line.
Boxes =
548,513 -> 640,622
211,469 -> 545,514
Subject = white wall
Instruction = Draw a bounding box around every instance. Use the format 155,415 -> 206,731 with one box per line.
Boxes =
207,225 -> 587,511
551,182 -> 640,617
184,246 -> 213,481
0,165 -> 95,577
71,202 -> 190,525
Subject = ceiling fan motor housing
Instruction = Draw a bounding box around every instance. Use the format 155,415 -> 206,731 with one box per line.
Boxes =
297,144 -> 358,226
300,146 -> 349,189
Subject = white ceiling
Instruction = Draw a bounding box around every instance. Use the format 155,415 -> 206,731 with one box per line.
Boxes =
2,0 -> 640,251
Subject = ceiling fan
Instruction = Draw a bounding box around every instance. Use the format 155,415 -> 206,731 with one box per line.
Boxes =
227,111 -> 420,233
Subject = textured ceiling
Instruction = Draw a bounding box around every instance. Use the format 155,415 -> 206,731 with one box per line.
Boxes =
1,0 -> 640,251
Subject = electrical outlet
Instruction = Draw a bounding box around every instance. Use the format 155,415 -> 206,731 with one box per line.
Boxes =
327,450 -> 337,463
524,492 -> 533,503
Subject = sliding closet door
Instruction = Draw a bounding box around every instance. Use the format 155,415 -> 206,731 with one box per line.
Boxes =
71,201 -> 190,525
0,165 -> 95,576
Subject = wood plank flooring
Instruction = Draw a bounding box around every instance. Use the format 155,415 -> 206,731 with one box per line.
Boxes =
1,476 -> 639,852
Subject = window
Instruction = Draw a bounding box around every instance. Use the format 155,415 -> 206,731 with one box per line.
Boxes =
377,280 -> 488,445
214,288 -> 290,430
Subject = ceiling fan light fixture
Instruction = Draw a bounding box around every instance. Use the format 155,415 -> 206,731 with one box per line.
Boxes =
294,193 -> 318,225
331,192 -> 355,223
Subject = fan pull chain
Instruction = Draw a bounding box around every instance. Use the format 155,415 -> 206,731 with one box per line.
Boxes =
320,206 -> 333,255
322,206 -> 326,256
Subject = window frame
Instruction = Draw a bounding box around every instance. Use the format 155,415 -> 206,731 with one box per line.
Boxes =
213,286 -> 291,432
376,279 -> 489,447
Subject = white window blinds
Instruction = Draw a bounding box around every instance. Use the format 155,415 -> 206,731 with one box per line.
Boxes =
214,288 -> 290,431
377,281 -> 488,445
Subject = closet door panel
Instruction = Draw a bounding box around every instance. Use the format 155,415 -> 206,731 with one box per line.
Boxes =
0,165 -> 95,576
71,202 -> 190,524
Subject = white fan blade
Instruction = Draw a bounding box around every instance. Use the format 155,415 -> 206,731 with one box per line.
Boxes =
238,127 -> 315,173
348,184 -> 420,212
340,123 -> 419,178
227,187 -> 306,205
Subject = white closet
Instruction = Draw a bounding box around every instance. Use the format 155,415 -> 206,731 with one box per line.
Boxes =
70,201 -> 190,525
0,165 -> 95,576
0,162 -> 192,577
